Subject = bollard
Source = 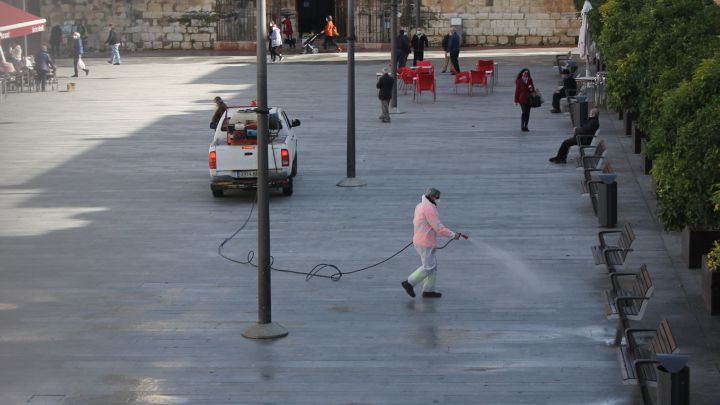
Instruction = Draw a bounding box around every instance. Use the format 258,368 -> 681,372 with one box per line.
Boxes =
633,124 -> 644,154
624,111 -> 635,136
571,97 -> 588,128
598,180 -> 617,228
656,354 -> 690,405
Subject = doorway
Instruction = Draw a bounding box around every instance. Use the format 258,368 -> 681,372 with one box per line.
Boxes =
296,0 -> 345,39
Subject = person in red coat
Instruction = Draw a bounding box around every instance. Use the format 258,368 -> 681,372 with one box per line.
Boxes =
514,68 -> 535,132
281,16 -> 294,48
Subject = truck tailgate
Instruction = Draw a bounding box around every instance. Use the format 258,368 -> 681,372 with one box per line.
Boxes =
215,145 -> 258,172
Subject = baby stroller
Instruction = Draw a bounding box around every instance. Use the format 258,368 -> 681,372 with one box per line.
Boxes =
301,32 -> 320,54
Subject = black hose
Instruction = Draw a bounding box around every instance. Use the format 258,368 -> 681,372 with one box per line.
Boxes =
217,198 -> 456,281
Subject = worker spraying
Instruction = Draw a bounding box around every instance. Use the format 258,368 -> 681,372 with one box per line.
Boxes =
402,188 -> 466,298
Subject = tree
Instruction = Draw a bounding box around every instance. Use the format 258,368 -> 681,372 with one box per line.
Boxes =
651,54 -> 720,230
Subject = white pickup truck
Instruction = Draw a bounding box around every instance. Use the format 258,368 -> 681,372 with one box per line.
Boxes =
208,106 -> 299,197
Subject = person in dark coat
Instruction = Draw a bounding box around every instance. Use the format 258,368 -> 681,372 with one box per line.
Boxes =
105,23 -> 121,65
514,68 -> 535,132
376,68 -> 394,123
396,30 -> 410,69
448,27 -> 461,73
551,69 -> 577,113
34,45 -> 55,91
49,25 -> 62,58
440,29 -> 451,73
210,97 -> 228,130
410,27 -> 428,66
549,108 -> 600,163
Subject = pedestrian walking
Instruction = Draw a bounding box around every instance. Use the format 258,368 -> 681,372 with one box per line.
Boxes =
401,188 -> 463,299
269,21 -> 283,62
71,32 -> 90,77
376,67 -> 394,123
49,25 -> 62,58
396,29 -> 410,69
514,68 -> 535,132
105,23 -> 121,65
322,16 -> 341,52
281,16 -> 294,48
440,29 -> 451,73
411,27 -> 428,66
210,97 -> 228,130
34,45 -> 55,92
448,27 -> 461,73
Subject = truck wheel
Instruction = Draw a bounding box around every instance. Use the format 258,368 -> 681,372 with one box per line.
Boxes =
291,154 -> 298,177
282,178 -> 293,196
212,189 -> 224,198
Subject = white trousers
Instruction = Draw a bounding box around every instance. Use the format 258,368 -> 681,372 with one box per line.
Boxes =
407,245 -> 437,292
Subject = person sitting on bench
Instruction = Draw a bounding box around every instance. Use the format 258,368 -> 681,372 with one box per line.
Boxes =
550,69 -> 577,113
549,108 -> 600,164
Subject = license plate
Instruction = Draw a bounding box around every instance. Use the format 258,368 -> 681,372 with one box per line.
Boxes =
236,170 -> 257,178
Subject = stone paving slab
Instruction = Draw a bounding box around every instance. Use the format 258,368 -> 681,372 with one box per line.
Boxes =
0,48 -> 718,404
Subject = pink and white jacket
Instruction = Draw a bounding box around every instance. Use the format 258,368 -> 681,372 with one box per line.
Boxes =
413,195 -> 455,248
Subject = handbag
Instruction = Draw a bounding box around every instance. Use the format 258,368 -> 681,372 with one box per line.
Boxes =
529,89 -> 543,108
76,56 -> 86,70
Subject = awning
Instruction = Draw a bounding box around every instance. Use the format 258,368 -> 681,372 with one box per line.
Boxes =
0,1 -> 46,40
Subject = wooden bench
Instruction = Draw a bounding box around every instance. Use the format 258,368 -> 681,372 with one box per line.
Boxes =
617,319 -> 678,404
591,222 -> 635,271
575,139 -> 606,169
580,161 -> 613,195
604,264 -> 655,345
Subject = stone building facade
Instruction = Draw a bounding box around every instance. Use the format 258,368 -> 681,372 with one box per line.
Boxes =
38,0 -> 579,52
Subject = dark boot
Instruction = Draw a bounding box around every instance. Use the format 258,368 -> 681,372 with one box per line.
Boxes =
422,291 -> 442,298
401,281 -> 416,298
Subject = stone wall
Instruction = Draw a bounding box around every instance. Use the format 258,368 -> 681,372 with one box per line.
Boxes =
39,0 -> 579,51
41,0 -> 217,51
422,0 -> 580,46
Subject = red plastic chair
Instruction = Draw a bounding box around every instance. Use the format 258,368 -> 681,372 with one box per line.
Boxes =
470,70 -> 489,95
453,71 -> 471,94
476,59 -> 495,90
398,67 -> 416,94
414,72 -> 436,103
416,60 -> 433,68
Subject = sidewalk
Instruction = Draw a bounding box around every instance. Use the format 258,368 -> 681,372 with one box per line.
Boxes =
0,49 -> 718,404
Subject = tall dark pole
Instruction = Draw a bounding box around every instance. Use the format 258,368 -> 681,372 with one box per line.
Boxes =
337,0 -> 366,188
242,0 -> 287,340
390,0 -> 398,110
415,0 -> 421,28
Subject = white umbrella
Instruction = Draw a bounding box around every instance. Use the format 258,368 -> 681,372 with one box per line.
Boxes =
578,0 -> 593,78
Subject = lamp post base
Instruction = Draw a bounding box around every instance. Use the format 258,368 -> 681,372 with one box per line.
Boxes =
241,322 -> 288,340
337,177 -> 367,187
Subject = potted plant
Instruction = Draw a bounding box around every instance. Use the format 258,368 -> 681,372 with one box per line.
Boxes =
702,241 -> 720,315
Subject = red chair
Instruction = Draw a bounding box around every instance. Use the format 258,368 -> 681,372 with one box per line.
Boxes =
398,67 -> 416,94
414,72 -> 436,102
417,60 -> 433,68
476,59 -> 496,90
453,71 -> 471,94
470,70 -> 489,95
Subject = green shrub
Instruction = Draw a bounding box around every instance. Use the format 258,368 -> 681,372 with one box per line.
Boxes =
597,0 -> 647,111
651,55 -> 720,230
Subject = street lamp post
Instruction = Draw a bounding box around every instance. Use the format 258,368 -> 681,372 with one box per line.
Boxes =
242,0 -> 288,340
337,0 -> 366,188
390,0 -> 397,111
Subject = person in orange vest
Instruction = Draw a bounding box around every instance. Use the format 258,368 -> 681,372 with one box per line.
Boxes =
322,15 -> 341,52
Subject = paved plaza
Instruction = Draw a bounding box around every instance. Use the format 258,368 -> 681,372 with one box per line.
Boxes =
1,48 -> 719,404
